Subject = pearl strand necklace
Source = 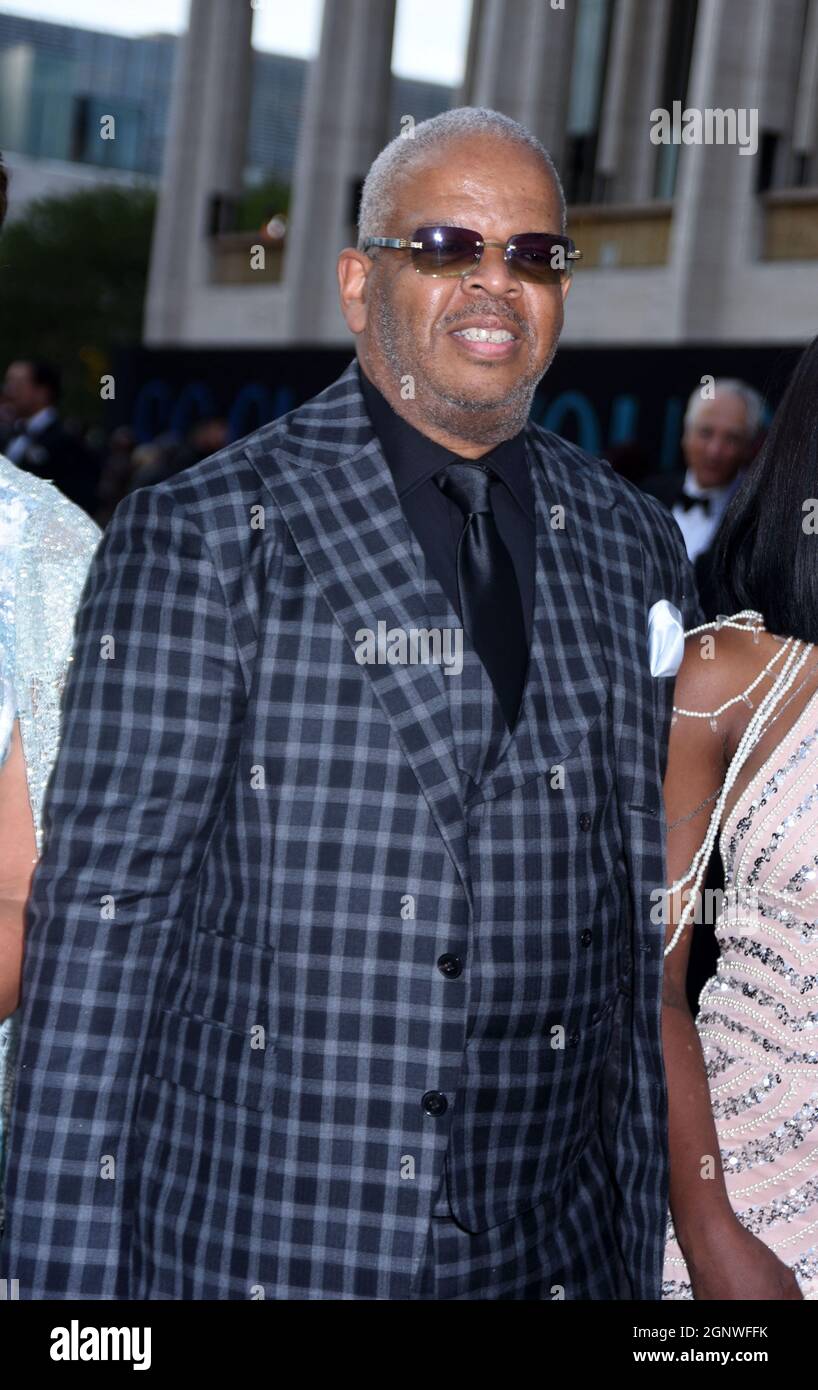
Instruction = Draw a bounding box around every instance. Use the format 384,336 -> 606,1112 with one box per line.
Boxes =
673,610 -> 790,725
666,653 -> 818,832
664,635 -> 812,957
666,608 -> 795,872
666,636 -> 808,903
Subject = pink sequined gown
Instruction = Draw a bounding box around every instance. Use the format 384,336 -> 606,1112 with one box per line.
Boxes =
663,690 -> 818,1299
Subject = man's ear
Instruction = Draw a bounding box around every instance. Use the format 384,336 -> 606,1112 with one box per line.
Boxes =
338,248 -> 372,334
560,270 -> 573,307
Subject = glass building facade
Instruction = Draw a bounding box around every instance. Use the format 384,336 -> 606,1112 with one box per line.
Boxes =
0,13 -> 452,183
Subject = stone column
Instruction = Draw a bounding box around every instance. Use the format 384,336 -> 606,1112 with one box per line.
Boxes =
144,0 -> 254,344
791,0 -> 818,163
597,0 -> 672,202
456,0 -> 486,106
462,0 -> 578,165
595,0 -> 640,185
283,0 -> 397,343
669,0 -> 770,338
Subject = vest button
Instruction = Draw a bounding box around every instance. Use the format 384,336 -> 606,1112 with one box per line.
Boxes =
422,1090 -> 448,1117
568,1030 -> 580,1047
580,928 -> 593,947
579,812 -> 592,830
437,952 -> 463,978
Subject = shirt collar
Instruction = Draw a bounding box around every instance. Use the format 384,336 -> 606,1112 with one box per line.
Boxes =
683,465 -> 744,505
358,364 -> 533,521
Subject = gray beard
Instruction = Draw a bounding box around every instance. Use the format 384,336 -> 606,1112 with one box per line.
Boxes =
372,292 -> 556,446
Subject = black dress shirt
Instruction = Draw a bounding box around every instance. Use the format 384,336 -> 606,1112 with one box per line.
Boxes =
358,367 -> 535,647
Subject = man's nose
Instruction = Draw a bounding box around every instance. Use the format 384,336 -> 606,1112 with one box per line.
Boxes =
459,244 -> 521,296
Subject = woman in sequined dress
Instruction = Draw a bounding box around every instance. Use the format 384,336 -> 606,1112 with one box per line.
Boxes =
0,453 -> 99,1232
661,337 -> 818,1299
0,158 -> 101,1231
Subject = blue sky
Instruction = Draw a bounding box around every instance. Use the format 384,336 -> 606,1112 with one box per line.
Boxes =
0,0 -> 472,84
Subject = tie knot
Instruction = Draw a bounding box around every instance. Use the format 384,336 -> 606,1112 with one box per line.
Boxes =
435,461 -> 494,517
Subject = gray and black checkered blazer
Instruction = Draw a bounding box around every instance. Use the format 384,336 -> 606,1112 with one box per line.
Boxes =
0,360 -> 702,1299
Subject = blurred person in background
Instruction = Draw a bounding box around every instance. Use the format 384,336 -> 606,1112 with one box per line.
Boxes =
95,424 -> 137,527
125,417 -> 230,491
643,380 -> 764,563
2,359 -> 102,520
643,380 -> 764,618
0,152 -> 101,1231
93,419 -> 232,520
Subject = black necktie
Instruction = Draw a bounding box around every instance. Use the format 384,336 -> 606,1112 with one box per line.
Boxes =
678,489 -> 712,515
435,461 -> 528,730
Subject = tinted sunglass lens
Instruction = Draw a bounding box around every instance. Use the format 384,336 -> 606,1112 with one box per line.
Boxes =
412,226 -> 481,275
507,234 -> 573,283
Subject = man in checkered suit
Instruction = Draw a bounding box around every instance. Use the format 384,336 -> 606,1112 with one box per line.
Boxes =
0,110 -> 701,1299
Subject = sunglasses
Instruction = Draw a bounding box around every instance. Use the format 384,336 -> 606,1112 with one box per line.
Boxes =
362,225 -> 582,283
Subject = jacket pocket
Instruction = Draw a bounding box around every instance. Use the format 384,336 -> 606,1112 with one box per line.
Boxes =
143,1005 -> 277,1112
180,930 -> 277,1036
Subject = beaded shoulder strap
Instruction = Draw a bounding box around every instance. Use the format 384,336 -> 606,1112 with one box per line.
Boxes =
664,611 -> 814,956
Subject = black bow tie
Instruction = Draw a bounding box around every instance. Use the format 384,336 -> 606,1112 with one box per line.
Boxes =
678,490 -> 713,515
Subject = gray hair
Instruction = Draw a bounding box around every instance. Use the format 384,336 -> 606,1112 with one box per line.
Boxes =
684,379 -> 765,438
357,106 -> 567,250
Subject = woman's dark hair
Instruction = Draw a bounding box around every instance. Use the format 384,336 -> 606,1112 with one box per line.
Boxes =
714,335 -> 818,645
0,153 -> 7,231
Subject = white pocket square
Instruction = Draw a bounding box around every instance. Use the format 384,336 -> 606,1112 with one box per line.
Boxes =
647,599 -> 685,677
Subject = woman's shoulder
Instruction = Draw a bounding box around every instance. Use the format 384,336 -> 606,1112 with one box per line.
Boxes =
0,452 -> 101,567
674,611 -> 787,720
0,456 -> 102,771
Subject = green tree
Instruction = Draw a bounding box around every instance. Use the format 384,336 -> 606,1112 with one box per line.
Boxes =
0,183 -> 156,422
236,177 -> 290,232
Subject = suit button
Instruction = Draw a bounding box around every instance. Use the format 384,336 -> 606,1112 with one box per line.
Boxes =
579,812 -> 592,830
422,1090 -> 448,1117
568,1030 -> 580,1047
580,928 -> 593,947
437,952 -> 463,978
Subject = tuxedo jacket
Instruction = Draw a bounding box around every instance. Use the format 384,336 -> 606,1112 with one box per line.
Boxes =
9,417 -> 101,519
640,470 -> 726,622
0,360 -> 702,1299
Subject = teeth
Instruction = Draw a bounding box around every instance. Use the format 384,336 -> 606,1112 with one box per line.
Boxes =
454,327 -> 515,343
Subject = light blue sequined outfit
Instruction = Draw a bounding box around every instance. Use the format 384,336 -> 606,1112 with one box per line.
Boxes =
0,453 -> 100,1228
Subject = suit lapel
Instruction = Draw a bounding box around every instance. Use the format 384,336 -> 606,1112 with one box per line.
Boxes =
243,363 -> 471,898
241,360 -> 652,885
